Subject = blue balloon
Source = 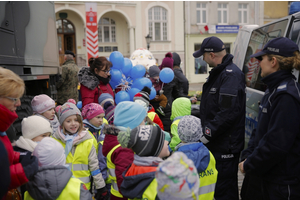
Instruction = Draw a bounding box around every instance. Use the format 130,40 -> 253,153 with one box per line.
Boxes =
109,80 -> 119,89
160,68 -> 174,83
127,88 -> 140,101
150,87 -> 156,100
130,65 -> 146,79
77,101 -> 82,109
115,91 -> 130,104
109,51 -> 124,70
131,77 -> 152,90
110,69 -> 122,83
122,58 -> 133,77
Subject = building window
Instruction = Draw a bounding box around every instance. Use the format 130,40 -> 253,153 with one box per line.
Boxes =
56,19 -> 75,34
148,6 -> 168,41
218,3 -> 228,24
196,2 -> 207,24
98,17 -> 116,43
238,3 -> 248,24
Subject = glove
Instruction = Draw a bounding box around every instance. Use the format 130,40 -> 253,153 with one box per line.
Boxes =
95,187 -> 109,200
20,152 -> 38,180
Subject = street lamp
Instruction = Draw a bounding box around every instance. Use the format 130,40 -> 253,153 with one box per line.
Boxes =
145,34 -> 152,50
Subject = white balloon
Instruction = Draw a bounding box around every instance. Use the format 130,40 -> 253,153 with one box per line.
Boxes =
130,48 -> 157,70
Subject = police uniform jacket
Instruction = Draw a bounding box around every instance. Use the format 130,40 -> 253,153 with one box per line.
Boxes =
199,54 -> 246,157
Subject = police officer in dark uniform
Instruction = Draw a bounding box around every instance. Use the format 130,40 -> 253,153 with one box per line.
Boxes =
193,36 -> 246,200
239,37 -> 300,199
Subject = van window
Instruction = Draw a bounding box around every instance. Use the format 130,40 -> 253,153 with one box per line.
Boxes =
245,19 -> 289,92
289,20 -> 300,43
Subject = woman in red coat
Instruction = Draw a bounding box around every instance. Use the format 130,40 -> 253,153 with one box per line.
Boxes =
78,57 -> 115,107
0,67 -> 38,199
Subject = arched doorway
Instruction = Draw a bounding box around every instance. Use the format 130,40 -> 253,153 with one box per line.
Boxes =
56,19 -> 76,66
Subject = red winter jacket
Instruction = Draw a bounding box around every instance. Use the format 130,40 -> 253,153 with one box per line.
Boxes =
0,105 -> 28,200
102,134 -> 133,200
148,105 -> 164,130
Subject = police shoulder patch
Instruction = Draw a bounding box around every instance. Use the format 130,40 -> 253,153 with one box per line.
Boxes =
205,127 -> 211,137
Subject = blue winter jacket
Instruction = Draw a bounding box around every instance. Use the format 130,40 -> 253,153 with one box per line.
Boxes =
199,54 -> 246,157
244,70 -> 300,184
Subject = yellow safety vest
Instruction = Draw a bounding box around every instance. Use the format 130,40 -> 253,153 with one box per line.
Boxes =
106,144 -> 123,198
198,152 -> 218,200
129,179 -> 158,200
170,119 -> 181,151
86,118 -> 108,153
24,177 -> 82,200
148,112 -> 156,122
53,137 -> 94,190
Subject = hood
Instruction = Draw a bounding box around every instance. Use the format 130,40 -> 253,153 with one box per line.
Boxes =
170,97 -> 191,121
26,165 -> 72,200
102,134 -> 120,157
172,52 -> 181,66
78,67 -> 99,90
177,142 -> 210,173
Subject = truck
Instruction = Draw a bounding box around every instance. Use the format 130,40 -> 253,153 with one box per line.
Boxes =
0,2 -> 60,141
232,11 -> 300,146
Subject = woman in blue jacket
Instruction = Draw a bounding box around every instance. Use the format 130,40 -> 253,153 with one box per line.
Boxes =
239,37 -> 300,199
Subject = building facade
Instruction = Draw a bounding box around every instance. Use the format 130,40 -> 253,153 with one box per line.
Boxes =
54,1 -> 185,68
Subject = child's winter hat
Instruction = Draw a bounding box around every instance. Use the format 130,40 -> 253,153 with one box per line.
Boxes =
149,65 -> 160,78
178,115 -> 203,143
98,93 -> 114,107
57,102 -> 82,125
133,86 -> 151,112
114,101 -> 147,129
81,103 -> 104,120
156,152 -> 199,200
67,99 -> 76,105
104,101 -> 115,125
117,125 -> 165,157
31,94 -> 55,114
33,137 -> 66,167
55,105 -> 61,114
22,116 -> 53,139
161,52 -> 173,70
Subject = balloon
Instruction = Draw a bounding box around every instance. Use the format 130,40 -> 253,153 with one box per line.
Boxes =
110,69 -> 122,83
77,101 -> 82,109
106,57 -> 110,61
131,77 -> 152,90
115,91 -> 130,104
109,80 -> 119,89
160,68 -> 174,83
122,58 -> 133,77
130,65 -> 146,79
149,87 -> 156,100
109,51 -> 124,70
127,88 -> 140,101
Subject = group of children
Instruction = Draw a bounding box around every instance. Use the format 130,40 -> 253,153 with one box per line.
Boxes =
13,86 -> 218,199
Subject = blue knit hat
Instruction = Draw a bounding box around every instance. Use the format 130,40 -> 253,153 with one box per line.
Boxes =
114,101 -> 147,129
98,93 -> 114,107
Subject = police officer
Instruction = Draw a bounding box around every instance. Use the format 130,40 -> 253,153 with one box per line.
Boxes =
193,36 -> 246,200
239,37 -> 300,199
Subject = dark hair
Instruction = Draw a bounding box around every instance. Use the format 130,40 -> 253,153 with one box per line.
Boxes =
88,57 -> 112,74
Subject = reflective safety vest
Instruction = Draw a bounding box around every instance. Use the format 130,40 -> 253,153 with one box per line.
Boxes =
148,112 -> 156,122
53,137 -> 94,190
198,152 -> 218,199
170,119 -> 181,151
106,144 -> 123,198
129,179 -> 158,200
24,177 -> 82,200
86,118 -> 107,153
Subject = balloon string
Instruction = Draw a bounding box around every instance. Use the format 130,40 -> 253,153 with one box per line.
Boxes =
161,82 -> 164,90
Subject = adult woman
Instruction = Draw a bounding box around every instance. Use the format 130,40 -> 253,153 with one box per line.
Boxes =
0,67 -> 38,199
239,37 -> 300,199
78,57 -> 115,107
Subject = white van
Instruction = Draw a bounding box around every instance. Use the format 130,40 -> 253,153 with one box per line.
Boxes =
232,12 -> 300,146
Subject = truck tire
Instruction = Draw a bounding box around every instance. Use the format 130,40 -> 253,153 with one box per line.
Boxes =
10,95 -> 34,141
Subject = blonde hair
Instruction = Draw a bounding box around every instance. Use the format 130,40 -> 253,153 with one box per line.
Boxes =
62,115 -> 84,135
267,51 -> 300,71
0,67 -> 25,97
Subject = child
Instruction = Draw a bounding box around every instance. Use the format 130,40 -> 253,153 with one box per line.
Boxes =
176,115 -> 218,200
81,103 -> 109,186
98,93 -> 115,107
117,125 -> 170,199
52,102 -> 109,199
25,137 -> 92,200
103,101 -> 115,125
169,97 -> 191,151
102,101 -> 147,200
31,94 -> 60,135
156,152 -> 200,200
148,65 -> 168,116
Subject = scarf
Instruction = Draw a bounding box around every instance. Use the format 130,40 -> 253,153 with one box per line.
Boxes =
94,73 -> 111,85
15,136 -> 37,152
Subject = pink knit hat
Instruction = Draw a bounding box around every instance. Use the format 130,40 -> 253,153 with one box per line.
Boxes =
67,99 -> 76,105
82,103 -> 104,120
161,52 -> 173,70
31,94 -> 55,114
